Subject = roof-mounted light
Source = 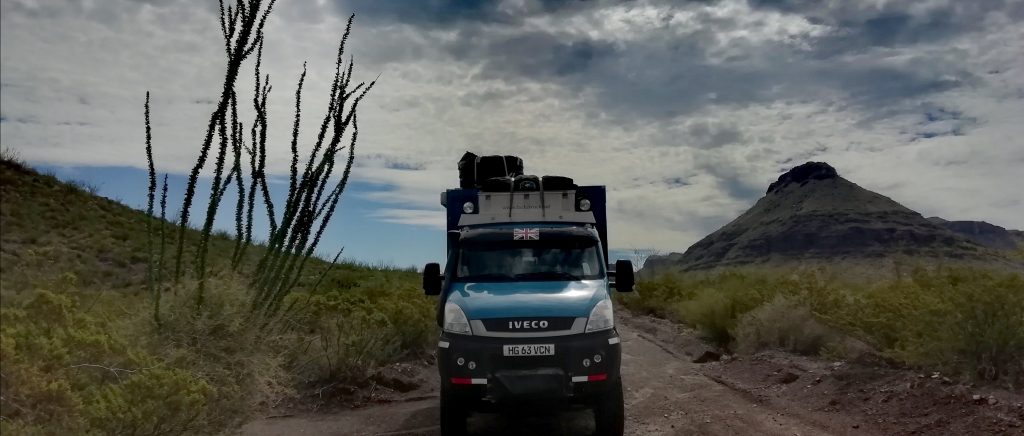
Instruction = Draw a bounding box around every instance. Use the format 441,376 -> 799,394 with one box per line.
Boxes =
578,198 -> 591,211
462,201 -> 475,214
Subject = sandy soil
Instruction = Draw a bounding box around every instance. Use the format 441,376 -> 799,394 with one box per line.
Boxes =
241,311 -> 1023,436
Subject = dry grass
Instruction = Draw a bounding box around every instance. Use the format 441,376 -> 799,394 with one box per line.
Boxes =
622,266 -> 1024,388
0,159 -> 437,434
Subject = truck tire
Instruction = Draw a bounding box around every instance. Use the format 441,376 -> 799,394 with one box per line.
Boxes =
440,385 -> 467,436
593,378 -> 625,436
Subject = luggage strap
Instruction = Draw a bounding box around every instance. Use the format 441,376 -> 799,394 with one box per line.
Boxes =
539,177 -> 546,219
504,175 -> 546,219
508,176 -> 515,218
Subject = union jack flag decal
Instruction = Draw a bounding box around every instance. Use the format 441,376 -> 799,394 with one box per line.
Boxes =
513,228 -> 540,240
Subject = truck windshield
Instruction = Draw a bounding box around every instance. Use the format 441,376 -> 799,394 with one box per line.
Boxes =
455,238 -> 604,282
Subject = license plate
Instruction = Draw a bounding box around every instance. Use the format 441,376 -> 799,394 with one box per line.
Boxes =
503,344 -> 555,356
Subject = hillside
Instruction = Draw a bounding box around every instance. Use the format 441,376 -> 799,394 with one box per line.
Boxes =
0,158 -> 403,293
927,217 -> 1023,251
644,162 -> 1019,274
0,157 -> 437,435
1,159 -> 154,292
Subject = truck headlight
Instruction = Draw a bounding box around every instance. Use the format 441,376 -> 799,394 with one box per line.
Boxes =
443,302 -> 472,335
585,299 -> 614,332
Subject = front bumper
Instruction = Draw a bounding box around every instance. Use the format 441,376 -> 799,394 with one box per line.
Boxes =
438,328 -> 621,407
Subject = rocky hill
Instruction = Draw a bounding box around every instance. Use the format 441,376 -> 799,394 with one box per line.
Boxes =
644,162 -> 1019,274
926,217 -> 1022,251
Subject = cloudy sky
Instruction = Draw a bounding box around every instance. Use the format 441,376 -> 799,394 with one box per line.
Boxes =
2,0 -> 1023,266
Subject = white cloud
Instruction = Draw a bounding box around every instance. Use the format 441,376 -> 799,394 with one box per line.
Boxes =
2,0 -> 1022,258
371,208 -> 446,229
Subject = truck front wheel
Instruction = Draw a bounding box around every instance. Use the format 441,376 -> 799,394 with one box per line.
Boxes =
440,385 -> 468,436
593,378 -> 625,436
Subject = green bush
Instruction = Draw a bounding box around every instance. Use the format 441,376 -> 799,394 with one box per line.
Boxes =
153,278 -> 295,431
675,283 -> 767,346
1,160 -> 439,432
0,290 -> 218,435
631,267 -> 1024,387
82,368 -> 213,436
291,273 -> 435,381
733,295 -> 840,355
829,268 -> 1024,383
0,273 -> 437,434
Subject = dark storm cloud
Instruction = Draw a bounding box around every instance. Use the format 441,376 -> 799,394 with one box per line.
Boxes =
4,0 -> 214,24
692,153 -> 765,203
814,63 -> 972,107
562,39 -> 974,121
748,0 -> 1023,55
450,29 -> 618,79
326,0 -> 1016,124
339,0 -> 602,27
686,121 -> 745,149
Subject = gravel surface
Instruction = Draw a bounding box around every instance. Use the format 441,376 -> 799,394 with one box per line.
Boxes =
241,311 -> 1023,435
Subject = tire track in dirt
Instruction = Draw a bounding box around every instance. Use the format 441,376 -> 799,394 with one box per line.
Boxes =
241,313 -> 864,436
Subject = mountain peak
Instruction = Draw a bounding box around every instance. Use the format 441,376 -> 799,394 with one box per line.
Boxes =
641,161 -> 1020,274
766,161 -> 838,194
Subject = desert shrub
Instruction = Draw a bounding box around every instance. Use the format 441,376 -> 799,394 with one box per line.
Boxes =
623,273 -> 694,317
626,271 -> 786,346
1,161 -> 439,432
0,290 -> 219,435
636,267 -> 1024,387
1,147 -> 25,166
65,179 -> 101,195
153,277 -> 295,430
290,273 -> 435,382
82,368 -> 214,436
733,295 -> 840,355
0,274 -> 438,434
830,268 -> 1024,384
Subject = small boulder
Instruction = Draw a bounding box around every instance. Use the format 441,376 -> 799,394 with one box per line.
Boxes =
952,386 -> 970,397
778,371 -> 800,384
685,344 -> 721,363
692,350 -> 721,363
370,365 -> 422,393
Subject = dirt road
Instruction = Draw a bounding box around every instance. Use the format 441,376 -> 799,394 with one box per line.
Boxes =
242,312 -> 887,436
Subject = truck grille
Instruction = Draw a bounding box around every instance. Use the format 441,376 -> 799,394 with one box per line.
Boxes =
480,317 -> 576,333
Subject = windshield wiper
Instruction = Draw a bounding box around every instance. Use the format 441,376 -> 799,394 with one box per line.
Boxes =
514,271 -> 583,281
457,273 -> 514,281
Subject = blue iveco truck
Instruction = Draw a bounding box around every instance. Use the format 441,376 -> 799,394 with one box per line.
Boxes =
422,153 -> 634,436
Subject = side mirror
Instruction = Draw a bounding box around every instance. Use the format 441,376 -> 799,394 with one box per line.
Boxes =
612,260 -> 634,292
423,263 -> 442,296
